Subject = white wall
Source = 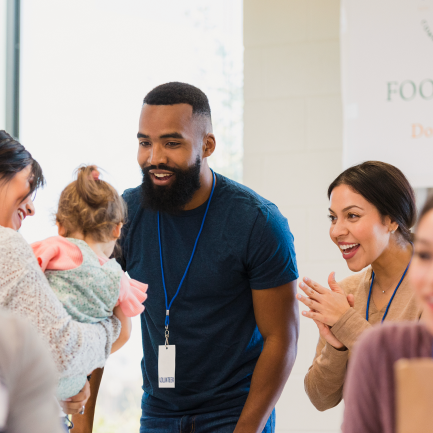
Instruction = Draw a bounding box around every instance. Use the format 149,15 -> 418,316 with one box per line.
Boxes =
243,1 -> 351,432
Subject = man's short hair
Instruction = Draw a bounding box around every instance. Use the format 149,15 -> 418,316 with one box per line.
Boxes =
143,82 -> 211,120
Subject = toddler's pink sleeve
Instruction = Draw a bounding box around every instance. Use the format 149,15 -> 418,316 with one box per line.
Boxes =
31,236 -> 83,271
116,272 -> 148,317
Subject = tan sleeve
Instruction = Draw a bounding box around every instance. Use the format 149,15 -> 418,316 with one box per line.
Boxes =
304,335 -> 349,411
331,308 -> 372,351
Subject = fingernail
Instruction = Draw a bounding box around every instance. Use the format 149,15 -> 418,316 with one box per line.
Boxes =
304,277 -> 309,282
302,311 -> 307,316
296,294 -> 302,300
64,399 -> 72,402
300,282 -> 305,288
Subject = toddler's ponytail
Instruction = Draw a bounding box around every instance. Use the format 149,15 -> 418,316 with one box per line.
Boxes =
76,165 -> 110,208
56,165 -> 127,242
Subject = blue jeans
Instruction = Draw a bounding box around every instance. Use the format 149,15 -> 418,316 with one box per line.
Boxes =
140,406 -> 275,433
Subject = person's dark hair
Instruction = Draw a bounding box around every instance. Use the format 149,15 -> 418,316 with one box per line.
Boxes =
143,82 -> 212,120
418,195 -> 433,226
328,161 -> 416,243
0,130 -> 44,196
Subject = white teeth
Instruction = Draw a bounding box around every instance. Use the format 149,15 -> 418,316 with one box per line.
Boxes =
339,243 -> 359,251
154,173 -> 172,178
17,210 -> 24,221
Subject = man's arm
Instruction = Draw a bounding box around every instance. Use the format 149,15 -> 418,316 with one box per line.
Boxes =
234,280 -> 299,433
71,368 -> 104,433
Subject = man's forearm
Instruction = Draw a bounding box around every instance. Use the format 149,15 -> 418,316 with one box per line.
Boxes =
234,337 -> 297,433
71,368 -> 104,433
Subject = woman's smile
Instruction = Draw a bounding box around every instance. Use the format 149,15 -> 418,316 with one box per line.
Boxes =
12,206 -> 28,230
338,242 -> 361,260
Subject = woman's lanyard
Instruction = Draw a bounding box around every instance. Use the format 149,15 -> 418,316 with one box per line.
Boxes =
366,261 -> 411,323
158,169 -> 216,345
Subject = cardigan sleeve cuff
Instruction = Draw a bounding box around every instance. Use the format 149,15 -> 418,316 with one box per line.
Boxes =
331,308 -> 371,351
321,341 -> 349,364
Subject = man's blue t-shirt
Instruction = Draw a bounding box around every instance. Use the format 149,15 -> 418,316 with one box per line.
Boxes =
120,173 -> 298,416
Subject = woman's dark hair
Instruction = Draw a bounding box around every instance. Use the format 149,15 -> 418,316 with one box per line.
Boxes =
328,161 -> 416,243
0,130 -> 44,196
418,195 -> 433,226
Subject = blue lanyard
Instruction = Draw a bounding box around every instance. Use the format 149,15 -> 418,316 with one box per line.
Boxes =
158,169 -> 216,332
366,261 -> 410,322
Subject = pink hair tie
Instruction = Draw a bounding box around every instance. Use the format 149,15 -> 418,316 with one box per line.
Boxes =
91,169 -> 100,181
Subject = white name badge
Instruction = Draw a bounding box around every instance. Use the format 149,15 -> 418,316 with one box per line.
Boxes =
158,345 -> 176,388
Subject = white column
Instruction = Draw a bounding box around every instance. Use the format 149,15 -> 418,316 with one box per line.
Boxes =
243,1 -> 349,432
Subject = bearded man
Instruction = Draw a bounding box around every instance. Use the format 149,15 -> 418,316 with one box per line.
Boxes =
76,82 -> 299,433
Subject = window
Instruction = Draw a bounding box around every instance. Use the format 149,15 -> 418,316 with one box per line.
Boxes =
19,1 -> 243,431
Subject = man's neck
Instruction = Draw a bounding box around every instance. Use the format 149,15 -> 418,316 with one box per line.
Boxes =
183,164 -> 215,211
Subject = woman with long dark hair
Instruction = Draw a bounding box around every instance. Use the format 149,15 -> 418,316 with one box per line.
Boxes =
0,131 -> 121,430
300,161 -> 422,411
342,194 -> 433,433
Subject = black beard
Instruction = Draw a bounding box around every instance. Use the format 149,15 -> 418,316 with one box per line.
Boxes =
140,156 -> 202,214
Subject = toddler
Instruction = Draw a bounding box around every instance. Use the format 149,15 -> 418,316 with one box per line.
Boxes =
31,165 -> 148,400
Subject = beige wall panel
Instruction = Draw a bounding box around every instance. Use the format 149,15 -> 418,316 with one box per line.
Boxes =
244,48 -> 265,101
306,95 -> 343,151
244,98 -> 307,154
261,150 -> 342,208
263,42 -> 341,99
244,0 -> 308,47
244,1 -> 345,431
308,0 -> 341,40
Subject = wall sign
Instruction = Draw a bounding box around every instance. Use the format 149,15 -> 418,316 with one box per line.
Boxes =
341,0 -> 433,187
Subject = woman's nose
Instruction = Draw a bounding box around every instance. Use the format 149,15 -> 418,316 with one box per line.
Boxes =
24,197 -> 36,216
331,220 -> 348,238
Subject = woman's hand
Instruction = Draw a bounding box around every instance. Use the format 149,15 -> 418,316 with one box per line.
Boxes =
297,272 -> 351,327
61,380 -> 91,415
313,320 -> 345,350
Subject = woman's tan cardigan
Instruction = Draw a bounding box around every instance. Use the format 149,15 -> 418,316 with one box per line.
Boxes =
304,267 -> 422,411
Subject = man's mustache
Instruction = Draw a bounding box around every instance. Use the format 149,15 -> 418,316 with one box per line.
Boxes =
141,164 -> 180,176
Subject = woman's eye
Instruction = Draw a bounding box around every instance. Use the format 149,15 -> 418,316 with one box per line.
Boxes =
348,213 -> 359,220
166,142 -> 179,147
328,215 -> 336,223
140,141 -> 151,147
415,251 -> 432,261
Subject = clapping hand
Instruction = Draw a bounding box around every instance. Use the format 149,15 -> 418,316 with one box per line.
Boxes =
297,272 -> 354,350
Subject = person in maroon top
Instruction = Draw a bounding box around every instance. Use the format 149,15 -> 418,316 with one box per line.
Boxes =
342,195 -> 433,433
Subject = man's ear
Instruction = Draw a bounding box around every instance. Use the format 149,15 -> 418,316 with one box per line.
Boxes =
203,133 -> 216,158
